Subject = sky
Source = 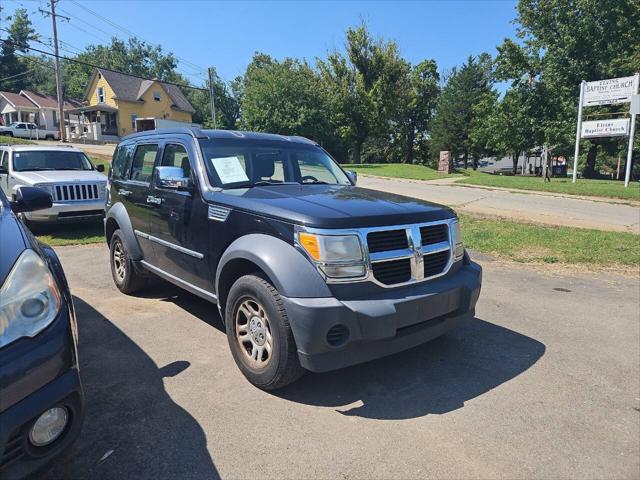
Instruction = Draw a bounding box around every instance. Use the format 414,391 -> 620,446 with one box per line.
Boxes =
2,0 -> 520,86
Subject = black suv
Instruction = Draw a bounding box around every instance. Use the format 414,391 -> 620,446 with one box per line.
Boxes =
104,128 -> 482,390
0,187 -> 84,479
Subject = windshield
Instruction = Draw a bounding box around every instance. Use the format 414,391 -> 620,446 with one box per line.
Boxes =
12,150 -> 94,172
198,139 -> 351,188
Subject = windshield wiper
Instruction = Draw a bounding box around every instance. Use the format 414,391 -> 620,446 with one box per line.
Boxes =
253,181 -> 300,186
18,167 -> 56,171
301,180 -> 330,185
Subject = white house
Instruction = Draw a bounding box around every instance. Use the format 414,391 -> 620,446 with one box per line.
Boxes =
0,90 -> 81,130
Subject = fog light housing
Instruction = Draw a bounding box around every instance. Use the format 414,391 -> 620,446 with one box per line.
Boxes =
29,407 -> 68,447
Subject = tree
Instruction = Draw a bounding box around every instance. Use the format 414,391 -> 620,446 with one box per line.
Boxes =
482,84 -> 543,174
397,60 -> 440,163
239,53 -> 331,144
498,0 -> 640,177
0,8 -> 38,92
430,54 -> 494,169
318,24 -> 410,163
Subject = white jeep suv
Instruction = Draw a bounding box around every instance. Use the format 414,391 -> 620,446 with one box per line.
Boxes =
0,144 -> 108,223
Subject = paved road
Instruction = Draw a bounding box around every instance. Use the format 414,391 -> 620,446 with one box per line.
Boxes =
38,245 -> 639,480
360,175 -> 640,233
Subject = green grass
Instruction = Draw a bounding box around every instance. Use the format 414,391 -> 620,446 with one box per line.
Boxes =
460,215 -> 640,267
33,222 -> 104,247
456,170 -> 640,201
90,154 -> 111,174
344,163 -> 459,181
0,135 -> 35,145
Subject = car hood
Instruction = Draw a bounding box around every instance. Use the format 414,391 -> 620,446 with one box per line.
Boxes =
12,170 -> 107,185
0,205 -> 27,284
207,184 -> 454,229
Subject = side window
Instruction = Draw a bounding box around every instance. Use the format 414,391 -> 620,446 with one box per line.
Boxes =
0,150 -> 7,170
111,144 -> 135,180
161,144 -> 191,178
130,144 -> 158,183
16,123 -> 25,129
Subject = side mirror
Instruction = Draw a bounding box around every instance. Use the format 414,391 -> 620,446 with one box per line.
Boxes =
155,166 -> 191,191
345,170 -> 357,185
96,164 -> 105,173
11,186 -> 52,213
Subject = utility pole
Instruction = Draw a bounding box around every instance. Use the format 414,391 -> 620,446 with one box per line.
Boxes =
208,67 -> 216,129
40,1 -> 69,142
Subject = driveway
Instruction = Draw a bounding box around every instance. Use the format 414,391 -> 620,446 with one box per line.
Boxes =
38,245 -> 639,479
359,176 -> 640,233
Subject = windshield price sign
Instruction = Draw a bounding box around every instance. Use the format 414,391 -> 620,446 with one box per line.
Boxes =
583,76 -> 636,106
580,118 -> 630,138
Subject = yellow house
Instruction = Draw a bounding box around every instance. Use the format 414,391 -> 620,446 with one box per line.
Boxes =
70,68 -> 195,138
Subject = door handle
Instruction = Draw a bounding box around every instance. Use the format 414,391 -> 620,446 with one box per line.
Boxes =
146,195 -> 162,205
118,189 -> 132,197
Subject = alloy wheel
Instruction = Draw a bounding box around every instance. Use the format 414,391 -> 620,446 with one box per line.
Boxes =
235,298 -> 273,369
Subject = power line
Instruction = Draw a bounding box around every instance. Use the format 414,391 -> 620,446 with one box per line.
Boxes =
0,37 -> 208,92
66,0 -> 208,78
0,67 -> 40,83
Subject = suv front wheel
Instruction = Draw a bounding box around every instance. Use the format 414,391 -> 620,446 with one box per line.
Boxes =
110,229 -> 147,294
225,274 -> 305,390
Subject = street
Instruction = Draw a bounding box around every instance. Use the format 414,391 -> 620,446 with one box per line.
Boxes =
359,176 -> 640,233
39,244 -> 640,479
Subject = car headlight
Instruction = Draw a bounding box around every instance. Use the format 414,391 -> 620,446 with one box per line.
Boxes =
452,220 -> 464,261
297,231 -> 366,279
0,249 -> 62,348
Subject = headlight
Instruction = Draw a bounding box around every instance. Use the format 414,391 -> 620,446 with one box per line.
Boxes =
297,232 -> 366,279
452,220 -> 464,261
0,249 -> 62,347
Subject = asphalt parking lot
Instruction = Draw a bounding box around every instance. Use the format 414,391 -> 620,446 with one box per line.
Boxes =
38,244 -> 639,480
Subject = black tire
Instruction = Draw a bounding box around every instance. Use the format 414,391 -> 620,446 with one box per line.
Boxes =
225,274 -> 305,390
2,132 -> 13,137
45,134 -> 54,140
110,229 -> 146,294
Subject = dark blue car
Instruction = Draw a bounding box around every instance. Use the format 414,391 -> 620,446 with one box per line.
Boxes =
0,186 -> 84,479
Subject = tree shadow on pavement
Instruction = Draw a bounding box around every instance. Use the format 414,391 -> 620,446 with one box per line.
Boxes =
274,317 -> 545,420
40,296 -> 220,480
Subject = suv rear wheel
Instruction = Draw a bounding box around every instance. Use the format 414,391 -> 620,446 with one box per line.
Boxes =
225,274 -> 304,390
110,229 -> 146,294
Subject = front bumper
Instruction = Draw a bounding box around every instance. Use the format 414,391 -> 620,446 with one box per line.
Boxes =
25,200 -> 104,223
0,304 -> 84,479
283,260 -> 482,373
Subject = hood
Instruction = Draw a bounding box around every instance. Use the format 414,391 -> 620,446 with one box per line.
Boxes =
207,184 -> 454,229
13,170 -> 107,185
0,204 -> 27,284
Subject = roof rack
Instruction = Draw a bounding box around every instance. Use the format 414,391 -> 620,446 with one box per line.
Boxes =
123,126 -> 207,141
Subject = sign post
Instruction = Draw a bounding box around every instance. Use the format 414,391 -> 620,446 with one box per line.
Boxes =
624,73 -> 640,187
572,81 -> 586,183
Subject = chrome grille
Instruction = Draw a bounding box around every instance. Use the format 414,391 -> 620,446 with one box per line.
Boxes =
367,229 -> 408,253
366,220 -> 453,287
52,183 -> 103,202
372,258 -> 412,285
420,224 -> 448,245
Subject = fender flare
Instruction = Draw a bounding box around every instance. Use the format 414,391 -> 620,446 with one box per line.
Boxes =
215,234 -> 332,300
105,202 -> 143,260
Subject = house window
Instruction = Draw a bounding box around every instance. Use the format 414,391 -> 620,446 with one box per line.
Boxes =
53,111 -> 58,128
131,114 -> 138,130
97,87 -> 105,103
153,91 -> 161,102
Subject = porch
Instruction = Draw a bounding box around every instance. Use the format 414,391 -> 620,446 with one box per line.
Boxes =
66,104 -> 119,140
